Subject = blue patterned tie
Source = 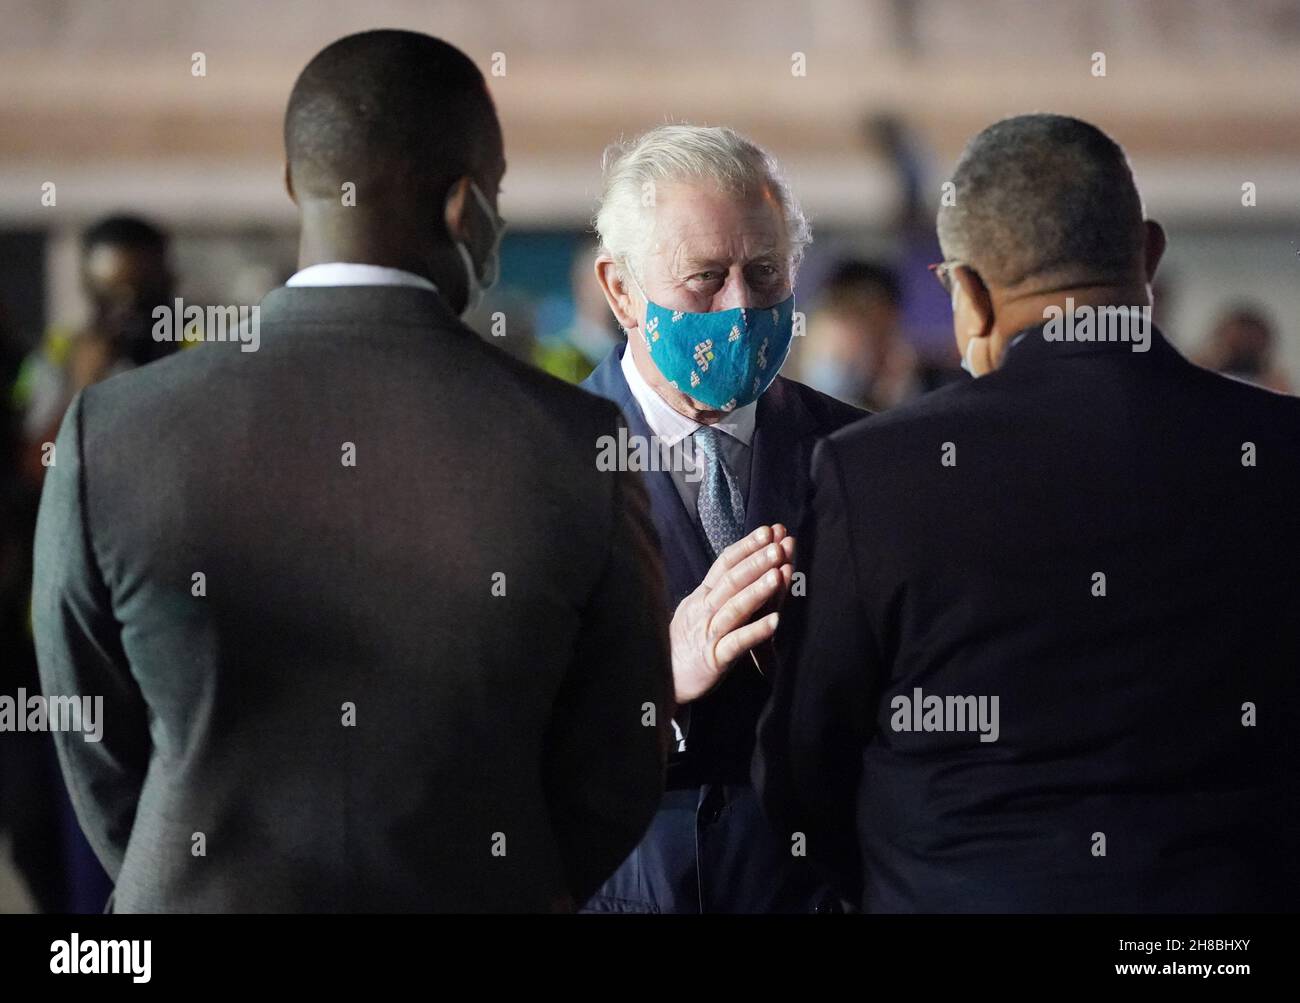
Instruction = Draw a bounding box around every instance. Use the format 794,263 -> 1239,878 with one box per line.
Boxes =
694,426 -> 746,557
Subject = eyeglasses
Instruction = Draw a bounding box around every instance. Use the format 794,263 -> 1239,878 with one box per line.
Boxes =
928,260 -> 965,295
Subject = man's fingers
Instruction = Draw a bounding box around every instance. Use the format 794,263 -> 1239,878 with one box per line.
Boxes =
705,542 -> 787,614
710,564 -> 788,640
765,562 -> 796,614
701,525 -> 778,590
714,612 -> 781,668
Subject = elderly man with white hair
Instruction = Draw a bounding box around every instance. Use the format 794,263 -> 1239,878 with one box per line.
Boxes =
581,124 -> 864,913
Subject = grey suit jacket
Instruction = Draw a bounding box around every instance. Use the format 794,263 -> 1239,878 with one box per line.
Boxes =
32,284 -> 672,912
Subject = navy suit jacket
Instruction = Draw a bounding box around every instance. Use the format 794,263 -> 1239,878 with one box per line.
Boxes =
756,325 -> 1300,912
581,344 -> 864,912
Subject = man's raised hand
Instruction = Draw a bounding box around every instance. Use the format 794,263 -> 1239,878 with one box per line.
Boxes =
668,524 -> 795,705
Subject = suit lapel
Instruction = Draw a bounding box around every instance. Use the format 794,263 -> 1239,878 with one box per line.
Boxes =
689,379 -> 818,770
744,376 -> 816,535
584,359 -> 822,605
583,348 -> 712,606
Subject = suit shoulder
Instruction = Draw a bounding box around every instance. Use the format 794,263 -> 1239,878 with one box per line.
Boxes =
825,378 -> 976,451
1188,362 -> 1300,418
79,346 -> 214,421
775,377 -> 868,434
463,334 -> 623,435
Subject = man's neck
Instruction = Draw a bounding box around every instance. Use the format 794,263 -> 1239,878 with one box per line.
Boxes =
989,280 -> 1152,365
296,202 -> 460,295
297,237 -> 430,281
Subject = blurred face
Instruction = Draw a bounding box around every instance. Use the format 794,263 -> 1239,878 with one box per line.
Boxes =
1215,317 -> 1271,370
572,248 -> 610,320
842,291 -> 900,366
83,242 -> 172,335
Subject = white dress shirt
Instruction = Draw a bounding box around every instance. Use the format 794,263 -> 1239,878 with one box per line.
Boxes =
620,345 -> 759,753
619,343 -> 756,514
286,262 -> 440,293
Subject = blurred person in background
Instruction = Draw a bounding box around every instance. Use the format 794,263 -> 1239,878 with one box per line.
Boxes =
865,114 -> 965,385
800,259 -> 920,411
582,124 -> 864,913
1196,304 -> 1291,393
0,293 -> 45,913
2,219 -> 176,913
533,241 -> 623,383
12,215 -> 178,488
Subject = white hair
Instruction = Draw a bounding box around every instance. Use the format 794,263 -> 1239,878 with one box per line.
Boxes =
593,124 -> 811,283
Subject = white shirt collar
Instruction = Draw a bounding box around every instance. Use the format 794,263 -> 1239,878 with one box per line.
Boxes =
286,263 -> 439,293
620,344 -> 757,448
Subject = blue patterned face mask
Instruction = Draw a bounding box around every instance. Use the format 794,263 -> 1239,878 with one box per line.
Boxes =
630,273 -> 796,411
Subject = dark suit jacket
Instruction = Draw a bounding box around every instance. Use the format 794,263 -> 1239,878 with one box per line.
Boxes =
580,344 -> 863,912
32,284 -> 673,912
756,324 -> 1300,912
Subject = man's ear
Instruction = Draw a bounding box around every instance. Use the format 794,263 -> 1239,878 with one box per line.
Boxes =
1142,219 -> 1167,284
594,256 -> 641,333
443,177 -> 471,244
952,264 -> 993,341
283,162 -> 296,206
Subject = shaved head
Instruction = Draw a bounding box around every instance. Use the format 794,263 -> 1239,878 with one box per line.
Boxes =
284,29 -> 501,203
937,114 -> 1145,290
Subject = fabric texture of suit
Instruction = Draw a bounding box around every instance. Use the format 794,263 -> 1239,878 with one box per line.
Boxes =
581,343 -> 864,912
33,284 -> 673,912
756,323 -> 1300,912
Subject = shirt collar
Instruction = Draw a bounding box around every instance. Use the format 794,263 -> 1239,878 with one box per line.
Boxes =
1001,306 -> 1165,368
286,263 -> 439,294
620,343 -> 757,448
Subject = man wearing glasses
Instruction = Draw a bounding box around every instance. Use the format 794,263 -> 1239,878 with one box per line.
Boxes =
756,113 -> 1300,913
